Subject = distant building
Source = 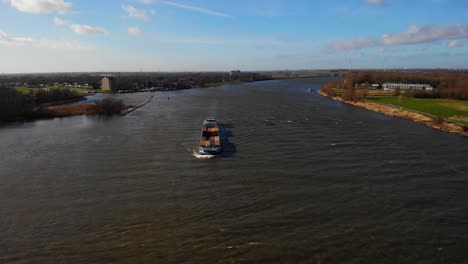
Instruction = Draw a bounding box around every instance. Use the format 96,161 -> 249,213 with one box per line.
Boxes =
230,70 -> 241,77
382,83 -> 433,91
101,77 -> 116,91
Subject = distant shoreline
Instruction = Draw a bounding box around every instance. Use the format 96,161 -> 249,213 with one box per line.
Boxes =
318,90 -> 468,137
203,75 -> 339,87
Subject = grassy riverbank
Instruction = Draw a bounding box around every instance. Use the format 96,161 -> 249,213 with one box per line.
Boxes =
368,96 -> 468,125
318,90 -> 468,137
319,70 -> 468,136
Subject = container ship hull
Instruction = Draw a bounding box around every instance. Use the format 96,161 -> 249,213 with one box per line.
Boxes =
198,119 -> 222,155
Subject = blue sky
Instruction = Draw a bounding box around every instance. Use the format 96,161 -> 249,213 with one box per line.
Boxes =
0,0 -> 467,73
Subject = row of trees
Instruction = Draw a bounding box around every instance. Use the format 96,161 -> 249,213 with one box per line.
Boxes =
323,71 -> 468,100
345,71 -> 441,87
1,74 -> 101,88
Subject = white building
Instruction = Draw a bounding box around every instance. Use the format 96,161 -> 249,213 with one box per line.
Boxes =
382,83 -> 433,91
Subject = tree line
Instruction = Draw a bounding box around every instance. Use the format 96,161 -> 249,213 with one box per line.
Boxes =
0,72 -> 273,91
322,71 -> 468,100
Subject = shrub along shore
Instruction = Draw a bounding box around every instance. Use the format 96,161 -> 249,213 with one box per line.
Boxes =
49,98 -> 133,117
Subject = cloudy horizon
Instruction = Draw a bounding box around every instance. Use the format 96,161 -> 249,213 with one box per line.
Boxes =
1,0 -> 467,73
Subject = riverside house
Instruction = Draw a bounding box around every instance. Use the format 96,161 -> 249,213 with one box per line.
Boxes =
382,83 -> 434,91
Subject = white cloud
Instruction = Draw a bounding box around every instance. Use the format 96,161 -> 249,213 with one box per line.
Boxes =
382,24 -> 468,45
0,29 -> 92,50
448,40 -> 464,48
164,38 -> 224,45
6,0 -> 72,14
36,39 -> 92,50
332,24 -> 468,50
53,17 -> 107,36
145,0 -> 232,17
0,30 -> 34,45
122,4 -> 153,21
364,0 -> 387,6
69,24 -> 108,36
331,37 -> 377,50
128,27 -> 143,35
53,16 -> 68,26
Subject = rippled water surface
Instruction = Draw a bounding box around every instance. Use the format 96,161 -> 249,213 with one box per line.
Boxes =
1,78 -> 468,263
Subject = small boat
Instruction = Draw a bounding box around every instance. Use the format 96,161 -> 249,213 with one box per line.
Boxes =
308,88 -> 314,92
198,119 -> 222,155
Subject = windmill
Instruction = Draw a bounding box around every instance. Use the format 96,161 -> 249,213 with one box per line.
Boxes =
384,57 -> 392,71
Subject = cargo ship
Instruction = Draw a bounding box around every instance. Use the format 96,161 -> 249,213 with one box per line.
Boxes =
198,119 -> 222,155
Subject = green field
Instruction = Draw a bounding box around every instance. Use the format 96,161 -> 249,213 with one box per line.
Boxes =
368,96 -> 468,125
92,89 -> 112,93
47,86 -> 91,93
204,81 -> 242,87
14,86 -> 36,95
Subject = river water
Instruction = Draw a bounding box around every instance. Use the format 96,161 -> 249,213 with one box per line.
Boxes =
1,78 -> 467,263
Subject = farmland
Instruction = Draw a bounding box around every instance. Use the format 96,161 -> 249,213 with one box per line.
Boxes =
368,96 -> 468,125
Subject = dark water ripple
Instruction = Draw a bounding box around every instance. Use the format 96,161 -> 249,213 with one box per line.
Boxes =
1,77 -> 467,263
